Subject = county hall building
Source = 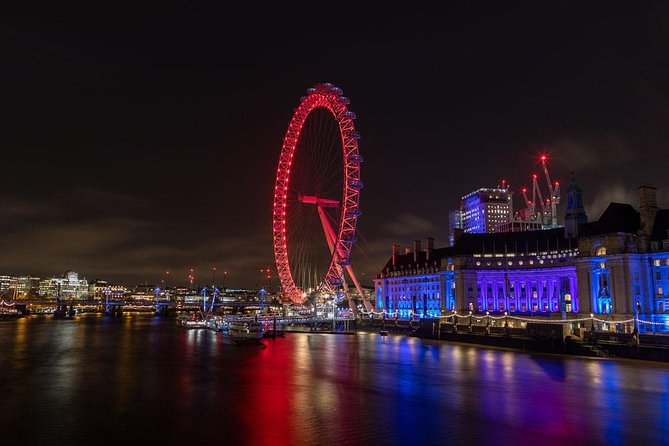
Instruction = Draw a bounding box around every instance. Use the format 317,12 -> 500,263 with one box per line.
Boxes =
374,181 -> 669,324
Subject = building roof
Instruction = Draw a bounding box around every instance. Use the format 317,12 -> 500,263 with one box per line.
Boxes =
451,227 -> 572,255
651,209 -> 669,241
378,247 -> 453,274
378,227 -> 574,275
580,202 -> 640,236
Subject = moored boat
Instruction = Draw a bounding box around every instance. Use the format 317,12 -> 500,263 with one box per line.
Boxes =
177,313 -> 207,329
229,320 -> 264,344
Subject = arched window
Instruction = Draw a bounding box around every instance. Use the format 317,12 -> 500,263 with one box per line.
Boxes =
595,246 -> 607,256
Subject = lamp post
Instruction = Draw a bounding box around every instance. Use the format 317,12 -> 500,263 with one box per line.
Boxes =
590,313 -> 596,341
165,271 -> 170,301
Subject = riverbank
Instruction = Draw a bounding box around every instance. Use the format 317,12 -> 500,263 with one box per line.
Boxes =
356,317 -> 669,362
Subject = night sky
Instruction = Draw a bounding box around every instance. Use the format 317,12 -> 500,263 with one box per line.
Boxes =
2,5 -> 668,289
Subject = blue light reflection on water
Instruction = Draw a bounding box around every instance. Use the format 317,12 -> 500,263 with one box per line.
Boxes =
1,314 -> 668,446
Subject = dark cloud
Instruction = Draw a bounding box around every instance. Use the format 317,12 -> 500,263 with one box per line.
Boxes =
1,5 -> 668,289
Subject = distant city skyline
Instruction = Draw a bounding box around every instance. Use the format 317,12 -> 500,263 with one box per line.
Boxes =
2,5 -> 668,288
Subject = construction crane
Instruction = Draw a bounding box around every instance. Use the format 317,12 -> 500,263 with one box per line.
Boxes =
532,174 -> 546,223
519,186 -> 534,221
540,155 -> 561,226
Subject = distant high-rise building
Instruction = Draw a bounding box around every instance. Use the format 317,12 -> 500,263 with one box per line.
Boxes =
0,275 -> 40,298
0,275 -> 12,293
90,280 -> 125,300
14,276 -> 40,297
39,270 -> 89,299
461,187 -> 513,233
448,209 -> 464,246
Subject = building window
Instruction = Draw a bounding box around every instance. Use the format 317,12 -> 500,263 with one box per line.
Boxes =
659,287 -> 664,296
655,259 -> 661,267
595,246 -> 607,256
657,272 -> 662,280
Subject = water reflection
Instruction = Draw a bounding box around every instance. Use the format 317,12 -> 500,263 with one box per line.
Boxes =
0,314 -> 668,445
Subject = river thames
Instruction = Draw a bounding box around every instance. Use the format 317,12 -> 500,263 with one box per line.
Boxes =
1,314 -> 668,446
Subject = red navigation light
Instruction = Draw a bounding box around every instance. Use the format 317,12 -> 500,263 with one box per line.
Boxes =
521,188 -> 527,193
555,181 -> 559,186
532,174 -> 537,179
540,155 -> 547,161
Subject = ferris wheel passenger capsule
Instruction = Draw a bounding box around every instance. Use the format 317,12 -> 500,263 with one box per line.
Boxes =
322,82 -> 334,88
307,87 -> 317,94
347,179 -> 364,189
337,259 -> 351,267
343,111 -> 357,120
337,96 -> 350,105
349,153 -> 364,163
342,234 -> 358,243
330,86 -> 343,95
346,207 -> 362,217
350,131 -> 361,139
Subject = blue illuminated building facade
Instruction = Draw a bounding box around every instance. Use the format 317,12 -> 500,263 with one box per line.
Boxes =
375,183 -> 669,325
576,185 -> 669,322
375,239 -> 455,318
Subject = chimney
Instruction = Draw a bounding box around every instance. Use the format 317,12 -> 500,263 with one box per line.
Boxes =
392,244 -> 400,266
639,185 -> 658,236
426,237 -> 434,261
414,240 -> 421,262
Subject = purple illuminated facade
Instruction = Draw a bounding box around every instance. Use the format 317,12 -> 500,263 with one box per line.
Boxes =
375,229 -> 579,318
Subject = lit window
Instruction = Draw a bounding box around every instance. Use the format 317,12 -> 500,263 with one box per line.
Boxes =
595,246 -> 607,256
654,259 -> 661,267
659,287 -> 664,296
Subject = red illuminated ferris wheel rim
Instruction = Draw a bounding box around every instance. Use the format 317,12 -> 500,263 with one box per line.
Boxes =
272,83 -> 362,304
